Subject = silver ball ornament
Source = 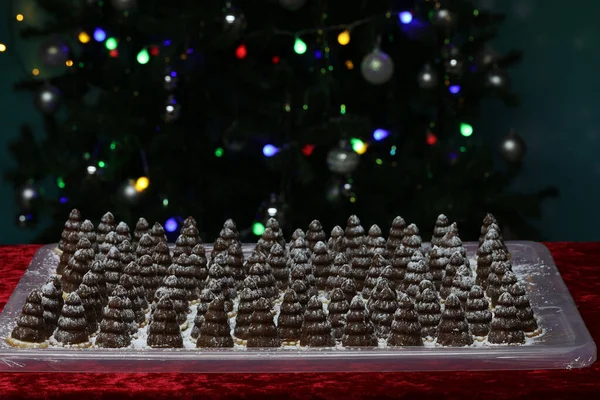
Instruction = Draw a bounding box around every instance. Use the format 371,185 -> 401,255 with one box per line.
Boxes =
110,0 -> 136,10
361,49 -> 395,85
418,63 -> 438,89
327,142 -> 360,175
279,0 -> 307,11
39,39 -> 70,67
500,130 -> 526,163
34,84 -> 61,114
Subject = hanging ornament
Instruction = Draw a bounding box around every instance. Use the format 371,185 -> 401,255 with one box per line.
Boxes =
34,84 -> 61,114
110,0 -> 136,10
432,8 -> 456,28
417,63 -> 438,89
485,65 -> 510,89
500,130 -> 526,163
279,0 -> 307,11
164,94 -> 181,123
163,67 -> 178,91
442,45 -> 464,75
223,2 -> 247,38
39,38 -> 70,67
327,140 -> 360,175
361,48 -> 395,85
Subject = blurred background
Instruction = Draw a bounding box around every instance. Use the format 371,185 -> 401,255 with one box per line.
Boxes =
0,0 -> 596,244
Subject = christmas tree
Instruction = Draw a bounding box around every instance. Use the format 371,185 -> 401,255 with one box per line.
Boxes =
6,0 -> 556,242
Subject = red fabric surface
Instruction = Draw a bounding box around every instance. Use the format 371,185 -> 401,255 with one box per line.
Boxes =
0,243 -> 598,399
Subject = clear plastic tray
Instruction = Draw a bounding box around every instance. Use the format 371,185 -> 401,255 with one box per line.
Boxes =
0,241 -> 595,373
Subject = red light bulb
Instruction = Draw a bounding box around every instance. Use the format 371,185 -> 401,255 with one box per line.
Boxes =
235,44 -> 247,59
426,132 -> 437,145
301,144 -> 315,156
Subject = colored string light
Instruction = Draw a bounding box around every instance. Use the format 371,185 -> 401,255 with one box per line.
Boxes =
165,218 -> 178,232
294,38 -> 307,55
399,11 -> 413,24
0,43 -> 6,52
137,49 -> 150,64
301,144 -> 315,156
262,144 -> 279,157
337,30 -> 350,45
449,85 -> 461,94
252,222 -> 265,236
426,132 -> 438,145
105,37 -> 118,50
235,44 -> 247,59
215,147 -> 224,157
350,138 -> 368,155
460,123 -> 473,137
93,28 -> 107,42
78,32 -> 91,44
373,129 -> 390,141
135,176 -> 150,192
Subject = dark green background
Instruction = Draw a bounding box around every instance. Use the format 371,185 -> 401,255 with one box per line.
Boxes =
1,0 -> 596,243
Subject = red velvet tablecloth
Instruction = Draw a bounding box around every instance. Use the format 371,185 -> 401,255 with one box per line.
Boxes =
0,243 -> 598,399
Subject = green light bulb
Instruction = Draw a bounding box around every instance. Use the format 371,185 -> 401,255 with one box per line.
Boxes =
105,37 -> 118,50
57,177 -> 65,189
137,49 -> 150,64
294,38 -> 307,55
215,147 -> 224,157
460,123 -> 473,137
252,222 -> 265,236
350,138 -> 364,152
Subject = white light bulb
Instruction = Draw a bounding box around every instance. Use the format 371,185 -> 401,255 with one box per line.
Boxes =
422,73 -> 432,82
87,165 -> 97,174
164,76 -> 172,83
41,91 -> 54,102
225,14 -> 235,23
22,188 -> 36,199
503,139 -> 516,151
489,75 -> 502,86
450,59 -> 458,67
124,184 -> 137,198
166,105 -> 174,113
267,207 -> 277,217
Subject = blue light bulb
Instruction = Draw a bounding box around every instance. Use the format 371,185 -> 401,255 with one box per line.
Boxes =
93,28 -> 106,42
449,85 -> 461,94
262,144 -> 279,157
373,129 -> 390,141
165,218 -> 178,233
399,12 -> 413,24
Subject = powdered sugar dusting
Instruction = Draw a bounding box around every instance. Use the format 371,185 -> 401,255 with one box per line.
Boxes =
0,242 -> 587,372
